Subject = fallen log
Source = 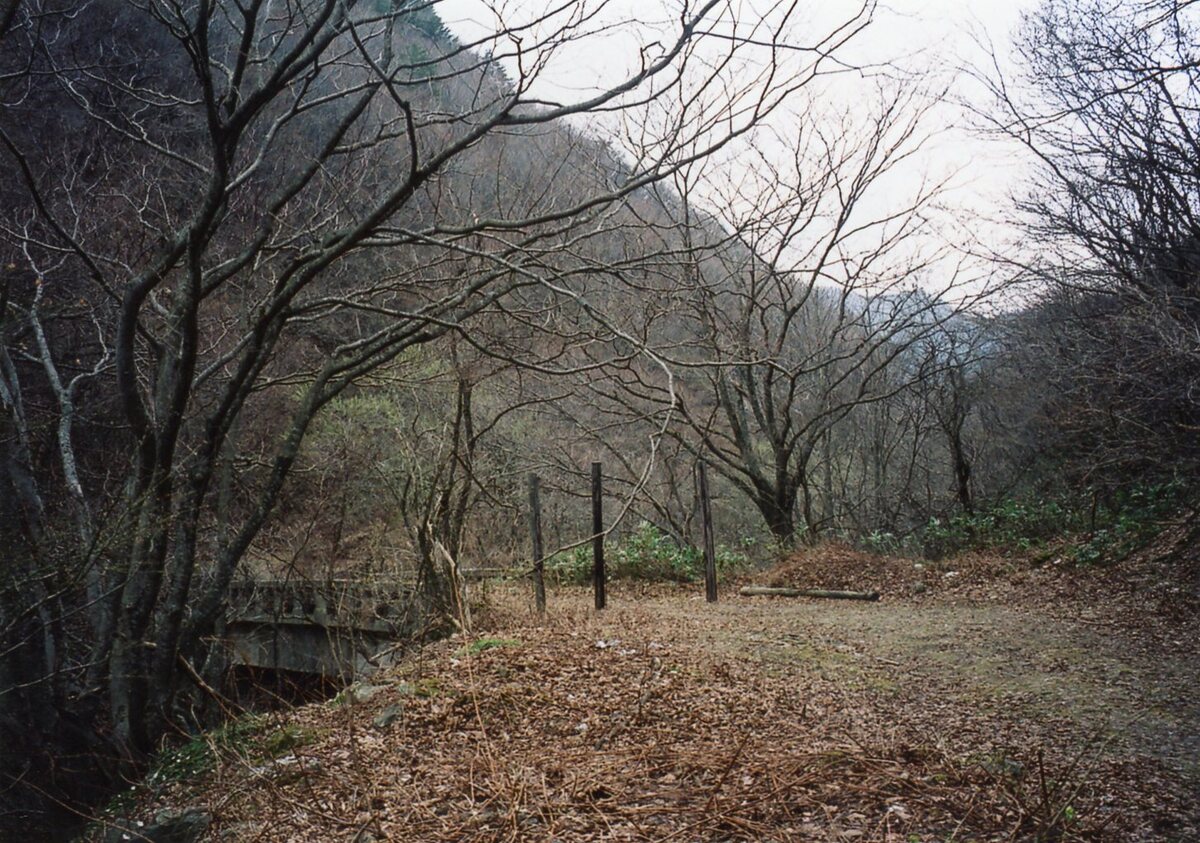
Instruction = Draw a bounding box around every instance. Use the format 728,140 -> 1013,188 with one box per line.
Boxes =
738,586 -> 880,601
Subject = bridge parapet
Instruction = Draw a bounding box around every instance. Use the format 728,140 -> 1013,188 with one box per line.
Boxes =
227,577 -> 414,632
224,577 -> 417,676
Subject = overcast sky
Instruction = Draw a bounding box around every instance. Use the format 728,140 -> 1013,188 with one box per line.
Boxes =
435,1 -> 1036,97
434,0 -> 1043,294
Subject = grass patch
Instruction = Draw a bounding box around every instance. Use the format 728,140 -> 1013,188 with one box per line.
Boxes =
260,723 -> 319,757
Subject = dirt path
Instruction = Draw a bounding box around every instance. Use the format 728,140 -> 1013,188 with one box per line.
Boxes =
467,581 -> 1198,839
614,591 -> 1199,780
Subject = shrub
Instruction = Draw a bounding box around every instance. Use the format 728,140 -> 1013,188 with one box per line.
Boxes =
546,544 -> 593,586
862,529 -> 903,556
917,480 -> 1189,562
1065,479 -> 1186,565
546,522 -> 749,584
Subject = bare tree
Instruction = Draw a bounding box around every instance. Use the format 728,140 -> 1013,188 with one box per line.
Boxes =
981,0 -> 1200,491
586,85 -> 974,545
0,0 -> 877,819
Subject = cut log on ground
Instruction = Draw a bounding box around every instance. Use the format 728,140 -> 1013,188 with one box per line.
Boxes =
738,586 -> 881,601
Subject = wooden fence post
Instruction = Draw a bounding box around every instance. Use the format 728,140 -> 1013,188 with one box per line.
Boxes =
699,461 -> 718,603
591,461 -> 606,610
528,473 -> 546,615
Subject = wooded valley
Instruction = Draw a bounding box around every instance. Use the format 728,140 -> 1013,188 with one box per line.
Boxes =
1,0 -> 1197,838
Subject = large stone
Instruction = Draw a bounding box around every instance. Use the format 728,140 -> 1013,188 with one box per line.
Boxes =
356,645 -> 407,677
343,682 -> 390,704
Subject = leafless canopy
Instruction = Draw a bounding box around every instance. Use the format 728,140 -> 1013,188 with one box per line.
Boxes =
0,0 -> 881,822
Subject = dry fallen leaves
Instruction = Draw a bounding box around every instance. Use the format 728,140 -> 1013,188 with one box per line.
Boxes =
117,547 -> 1198,842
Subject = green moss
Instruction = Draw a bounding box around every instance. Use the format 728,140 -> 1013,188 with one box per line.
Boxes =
462,637 -> 523,656
260,723 -> 320,757
389,677 -> 446,698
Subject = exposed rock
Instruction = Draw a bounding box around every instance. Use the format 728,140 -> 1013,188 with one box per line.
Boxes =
373,703 -> 404,729
343,682 -> 391,704
354,644 -> 407,677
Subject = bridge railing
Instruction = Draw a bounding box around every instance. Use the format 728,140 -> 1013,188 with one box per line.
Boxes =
226,577 -> 416,632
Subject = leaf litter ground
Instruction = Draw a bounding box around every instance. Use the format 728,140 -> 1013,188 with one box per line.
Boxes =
118,546 -> 1198,841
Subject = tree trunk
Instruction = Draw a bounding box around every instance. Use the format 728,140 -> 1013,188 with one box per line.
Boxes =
949,423 -> 974,516
756,493 -> 796,546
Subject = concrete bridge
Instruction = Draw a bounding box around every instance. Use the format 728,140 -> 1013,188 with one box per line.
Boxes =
224,578 -> 416,677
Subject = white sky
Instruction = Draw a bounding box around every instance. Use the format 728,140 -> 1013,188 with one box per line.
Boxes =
434,1 -> 1034,98
433,0 -> 1043,296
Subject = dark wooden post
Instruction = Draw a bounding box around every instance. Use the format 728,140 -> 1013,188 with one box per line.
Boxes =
591,461 -> 606,610
698,461 -> 718,602
528,473 -> 546,615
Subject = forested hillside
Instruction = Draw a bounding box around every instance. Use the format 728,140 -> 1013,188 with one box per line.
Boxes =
1,0 -> 1197,836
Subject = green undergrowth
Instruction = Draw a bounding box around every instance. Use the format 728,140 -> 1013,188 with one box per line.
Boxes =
146,714 -> 323,787
547,521 -> 750,585
1063,483 -> 1188,565
89,713 -> 326,837
861,480 -> 1190,565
